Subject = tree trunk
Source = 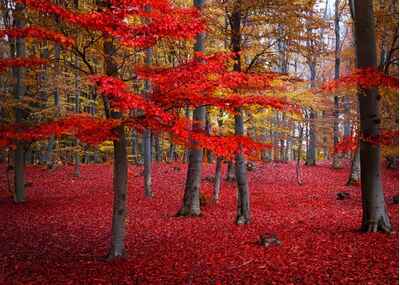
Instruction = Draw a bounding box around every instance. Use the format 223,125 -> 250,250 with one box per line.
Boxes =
306,109 -> 316,166
347,146 -> 360,185
231,0 -> 250,225
143,10 -> 153,197
107,125 -> 128,259
154,134 -> 162,162
213,111 -> 224,202
213,157 -> 223,202
176,0 -> 205,217
332,0 -> 342,169
13,3 -> 26,203
226,161 -> 236,181
143,129 -> 153,197
350,0 -> 391,233
102,26 -> 130,258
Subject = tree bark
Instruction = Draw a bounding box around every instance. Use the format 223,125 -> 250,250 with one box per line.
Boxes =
13,3 -> 26,203
177,0 -> 205,217
231,0 -> 250,225
350,0 -> 391,233
143,6 -> 153,197
332,0 -> 342,169
347,145 -> 360,185
102,24 -> 129,257
108,125 -> 128,259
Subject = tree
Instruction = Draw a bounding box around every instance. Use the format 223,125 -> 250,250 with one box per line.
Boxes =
349,0 -> 391,232
176,0 -> 206,217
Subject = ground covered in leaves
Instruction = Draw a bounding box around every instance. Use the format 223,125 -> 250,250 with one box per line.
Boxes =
0,161 -> 398,284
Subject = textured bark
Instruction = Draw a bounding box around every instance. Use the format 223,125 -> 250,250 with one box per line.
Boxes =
231,0 -> 250,225
143,8 -> 153,197
350,0 -> 391,233
13,3 -> 26,203
332,0 -> 342,169
177,0 -> 205,217
102,19 -> 129,257
347,146 -> 360,185
107,125 -> 128,259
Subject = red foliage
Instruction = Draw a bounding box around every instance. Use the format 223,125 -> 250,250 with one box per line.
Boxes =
335,130 -> 399,154
322,68 -> 399,92
18,0 -> 204,48
0,162 -> 397,284
0,57 -> 48,72
0,115 -> 119,148
0,27 -> 74,47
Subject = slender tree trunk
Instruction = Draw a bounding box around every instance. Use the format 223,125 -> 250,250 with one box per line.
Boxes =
143,7 -> 153,197
103,30 -> 129,258
231,0 -> 250,225
176,0 -> 205,217
306,109 -> 316,166
347,146 -> 361,185
74,56 -> 81,177
108,125 -> 128,259
350,0 -> 391,233
13,3 -> 26,203
332,0 -> 342,169
213,111 -> 224,202
131,130 -> 137,157
226,161 -> 236,181
154,134 -> 162,162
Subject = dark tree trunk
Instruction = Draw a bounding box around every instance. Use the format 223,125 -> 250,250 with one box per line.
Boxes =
154,134 -> 162,162
143,129 -> 153,197
350,0 -> 391,233
102,27 -> 130,258
231,0 -> 250,225
332,0 -> 342,169
226,161 -> 236,181
131,130 -> 137,157
13,3 -> 26,203
305,109 -> 316,166
143,17 -> 153,197
176,0 -> 205,217
108,125 -> 128,259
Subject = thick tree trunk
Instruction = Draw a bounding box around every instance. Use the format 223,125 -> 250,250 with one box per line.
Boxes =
102,23 -> 130,257
13,3 -> 26,203
231,0 -> 250,225
107,126 -> 128,259
176,0 -> 205,217
350,0 -> 391,233
347,146 -> 360,185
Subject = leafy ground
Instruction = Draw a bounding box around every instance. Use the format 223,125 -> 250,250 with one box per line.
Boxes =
0,161 -> 398,284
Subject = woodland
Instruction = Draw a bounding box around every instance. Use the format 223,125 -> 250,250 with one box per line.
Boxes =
0,0 -> 398,284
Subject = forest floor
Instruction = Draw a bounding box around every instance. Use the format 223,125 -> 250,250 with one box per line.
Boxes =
0,161 -> 398,284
